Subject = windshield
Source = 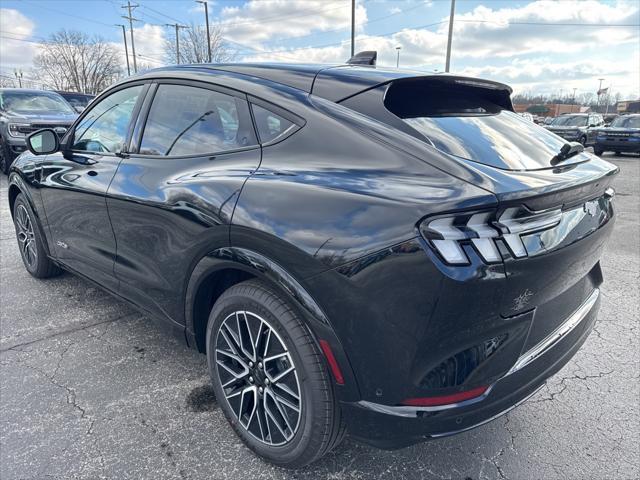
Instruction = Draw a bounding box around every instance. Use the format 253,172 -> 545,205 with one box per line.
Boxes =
551,115 -> 587,127
0,91 -> 75,115
610,116 -> 640,128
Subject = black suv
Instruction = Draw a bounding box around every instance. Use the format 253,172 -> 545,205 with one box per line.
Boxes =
8,63 -> 617,468
593,114 -> 640,155
545,112 -> 604,145
0,88 -> 78,173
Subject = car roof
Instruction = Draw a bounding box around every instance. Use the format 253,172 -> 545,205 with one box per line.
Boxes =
140,63 -> 512,102
0,88 -> 61,95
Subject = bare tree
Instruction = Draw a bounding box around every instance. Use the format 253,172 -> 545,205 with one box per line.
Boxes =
34,30 -> 122,94
165,23 -> 235,64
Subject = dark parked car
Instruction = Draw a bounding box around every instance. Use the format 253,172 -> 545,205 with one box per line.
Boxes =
54,90 -> 95,112
545,113 -> 604,145
0,88 -> 78,174
593,114 -> 640,156
8,63 -> 618,468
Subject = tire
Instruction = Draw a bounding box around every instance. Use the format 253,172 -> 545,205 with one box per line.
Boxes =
579,135 -> 587,146
206,279 -> 345,468
12,194 -> 62,278
593,147 -> 604,156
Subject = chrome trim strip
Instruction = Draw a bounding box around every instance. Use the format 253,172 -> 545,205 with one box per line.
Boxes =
357,386 -> 495,418
429,382 -> 546,438
505,288 -> 599,376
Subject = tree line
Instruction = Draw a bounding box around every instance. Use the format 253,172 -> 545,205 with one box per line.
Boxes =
3,25 -> 234,94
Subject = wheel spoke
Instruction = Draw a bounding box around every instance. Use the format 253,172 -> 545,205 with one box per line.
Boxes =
236,312 -> 257,362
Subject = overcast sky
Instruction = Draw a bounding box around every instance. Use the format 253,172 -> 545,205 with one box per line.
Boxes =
1,0 -> 638,97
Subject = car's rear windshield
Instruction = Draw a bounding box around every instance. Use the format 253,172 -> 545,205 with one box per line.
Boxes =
610,116 -> 640,128
0,91 -> 75,115
550,115 -> 588,127
383,79 -> 577,171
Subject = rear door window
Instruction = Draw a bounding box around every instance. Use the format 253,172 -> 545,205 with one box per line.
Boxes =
139,84 -> 256,156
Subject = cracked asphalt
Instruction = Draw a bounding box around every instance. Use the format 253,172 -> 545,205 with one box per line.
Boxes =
1,153 -> 638,480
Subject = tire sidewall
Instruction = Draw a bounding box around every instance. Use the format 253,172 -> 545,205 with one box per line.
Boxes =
206,286 -> 323,465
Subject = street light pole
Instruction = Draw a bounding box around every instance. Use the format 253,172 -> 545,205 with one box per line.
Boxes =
445,0 -> 456,72
116,24 -> 131,76
196,1 -> 211,63
572,87 -> 577,113
396,46 -> 401,68
350,0 -> 355,57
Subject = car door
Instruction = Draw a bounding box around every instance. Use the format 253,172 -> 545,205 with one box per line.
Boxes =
106,80 -> 260,324
39,83 -> 148,291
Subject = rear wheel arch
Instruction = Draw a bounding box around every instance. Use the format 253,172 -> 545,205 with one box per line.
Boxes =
184,247 -> 361,401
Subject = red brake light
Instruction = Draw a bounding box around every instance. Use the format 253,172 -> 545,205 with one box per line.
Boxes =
401,385 -> 489,407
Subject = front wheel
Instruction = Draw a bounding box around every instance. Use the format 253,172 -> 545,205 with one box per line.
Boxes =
206,279 -> 345,468
12,194 -> 62,278
593,146 -> 604,156
579,135 -> 587,146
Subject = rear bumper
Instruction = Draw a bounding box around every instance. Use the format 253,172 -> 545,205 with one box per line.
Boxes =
341,288 -> 600,449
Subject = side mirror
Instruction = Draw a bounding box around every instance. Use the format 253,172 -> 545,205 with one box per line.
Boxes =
73,105 -> 85,113
26,129 -> 60,155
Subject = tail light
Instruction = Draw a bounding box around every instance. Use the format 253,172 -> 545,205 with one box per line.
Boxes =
419,206 -> 564,265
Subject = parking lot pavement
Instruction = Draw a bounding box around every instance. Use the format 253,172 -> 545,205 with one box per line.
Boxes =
1,153 -> 638,480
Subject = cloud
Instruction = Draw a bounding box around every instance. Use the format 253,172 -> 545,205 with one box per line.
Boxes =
448,0 -> 639,59
242,0 -> 638,95
0,8 -> 38,69
128,24 -> 167,68
219,0 -> 368,46
459,56 -> 640,96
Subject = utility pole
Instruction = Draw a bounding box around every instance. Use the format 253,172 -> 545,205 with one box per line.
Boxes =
445,0 -> 456,72
167,23 -> 189,64
116,24 -> 131,76
350,0 -> 355,57
597,78 -> 605,112
14,69 -> 23,88
196,1 -> 211,62
122,1 -> 139,73
396,46 -> 401,68
572,87 -> 577,113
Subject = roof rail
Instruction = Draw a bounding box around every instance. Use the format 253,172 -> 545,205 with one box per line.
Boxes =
346,51 -> 377,66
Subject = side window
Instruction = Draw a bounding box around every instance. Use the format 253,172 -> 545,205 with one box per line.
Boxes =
73,85 -> 143,153
139,84 -> 256,156
251,104 -> 296,143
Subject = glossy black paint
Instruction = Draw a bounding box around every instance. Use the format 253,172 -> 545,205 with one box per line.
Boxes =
8,64 -> 618,449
